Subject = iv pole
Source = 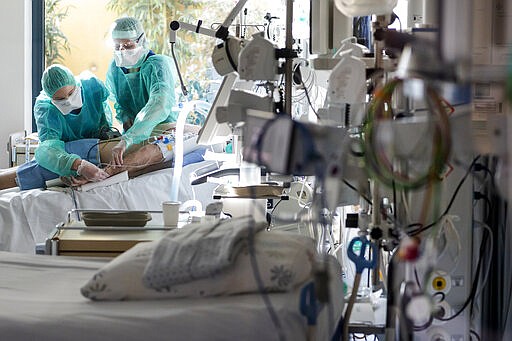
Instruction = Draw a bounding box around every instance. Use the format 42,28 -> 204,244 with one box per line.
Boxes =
284,0 -> 293,116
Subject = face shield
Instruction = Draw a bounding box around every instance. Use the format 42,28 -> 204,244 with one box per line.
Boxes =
113,33 -> 148,68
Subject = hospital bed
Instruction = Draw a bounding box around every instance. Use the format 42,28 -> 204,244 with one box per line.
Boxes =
0,159 -> 219,253
0,248 -> 343,341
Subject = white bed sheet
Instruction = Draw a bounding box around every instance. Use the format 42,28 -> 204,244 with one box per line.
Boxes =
0,251 -> 343,341
0,161 -> 218,253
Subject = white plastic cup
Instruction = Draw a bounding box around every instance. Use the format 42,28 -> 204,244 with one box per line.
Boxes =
239,162 -> 261,186
162,201 -> 181,226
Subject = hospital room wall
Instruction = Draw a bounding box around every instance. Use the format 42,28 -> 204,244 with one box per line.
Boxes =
58,0 -> 116,82
0,0 -> 32,168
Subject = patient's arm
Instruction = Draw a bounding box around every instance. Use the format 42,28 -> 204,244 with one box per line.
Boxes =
59,142 -> 165,187
62,143 -> 165,186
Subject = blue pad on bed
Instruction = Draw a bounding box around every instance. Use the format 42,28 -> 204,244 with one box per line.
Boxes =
180,147 -> 207,167
16,139 -> 100,190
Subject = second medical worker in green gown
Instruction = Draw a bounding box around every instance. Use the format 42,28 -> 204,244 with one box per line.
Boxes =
106,16 -> 177,166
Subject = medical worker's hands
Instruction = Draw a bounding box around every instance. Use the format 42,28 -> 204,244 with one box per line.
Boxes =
111,139 -> 127,165
77,159 -> 110,182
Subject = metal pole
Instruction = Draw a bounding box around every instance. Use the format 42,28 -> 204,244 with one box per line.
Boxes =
284,0 -> 293,116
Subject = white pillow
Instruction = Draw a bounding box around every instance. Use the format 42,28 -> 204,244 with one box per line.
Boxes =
81,230 -> 317,301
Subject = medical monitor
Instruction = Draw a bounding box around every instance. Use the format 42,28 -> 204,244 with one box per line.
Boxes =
196,73 -> 238,145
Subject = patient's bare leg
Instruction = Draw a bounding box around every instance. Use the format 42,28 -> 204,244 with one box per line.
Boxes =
0,168 -> 19,190
96,125 -> 200,179
98,140 -> 144,166
103,144 -> 164,177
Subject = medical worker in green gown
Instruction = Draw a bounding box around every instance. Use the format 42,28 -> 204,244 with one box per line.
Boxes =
106,16 -> 177,166
9,64 -> 112,190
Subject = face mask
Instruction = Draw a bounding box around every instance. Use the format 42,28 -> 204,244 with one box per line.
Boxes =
51,86 -> 83,115
114,45 -> 147,68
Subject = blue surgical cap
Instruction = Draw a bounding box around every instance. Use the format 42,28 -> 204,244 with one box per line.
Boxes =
41,64 -> 77,98
111,16 -> 144,40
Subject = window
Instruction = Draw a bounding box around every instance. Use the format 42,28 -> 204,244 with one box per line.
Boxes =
43,1 -> 286,117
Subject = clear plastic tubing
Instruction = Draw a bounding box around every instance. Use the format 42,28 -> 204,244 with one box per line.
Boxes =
169,100 -> 211,202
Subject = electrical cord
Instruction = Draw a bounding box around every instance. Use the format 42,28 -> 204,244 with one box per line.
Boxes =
85,125 -> 123,161
412,314 -> 433,332
394,12 -> 402,32
247,187 -> 285,341
432,291 -> 446,303
413,267 -> 422,290
292,60 -> 315,101
501,200 -> 511,333
247,225 -> 285,341
170,42 -> 188,97
270,199 -> 283,215
470,329 -> 481,341
473,162 -> 495,185
471,220 -> 494,317
408,156 -> 480,236
504,267 -> 512,333
436,224 -> 489,322
301,77 -> 320,120
98,125 -> 121,140
291,61 -> 320,120
398,280 -> 421,336
474,191 -> 492,228
342,179 -> 372,205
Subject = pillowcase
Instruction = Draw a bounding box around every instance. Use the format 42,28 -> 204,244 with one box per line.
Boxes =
81,229 -> 317,301
142,216 -> 268,289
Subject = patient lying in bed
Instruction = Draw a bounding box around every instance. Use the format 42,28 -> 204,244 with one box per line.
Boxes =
62,123 -> 204,187
0,123 -> 205,190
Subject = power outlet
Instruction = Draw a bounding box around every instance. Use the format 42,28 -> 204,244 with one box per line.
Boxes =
428,270 -> 452,295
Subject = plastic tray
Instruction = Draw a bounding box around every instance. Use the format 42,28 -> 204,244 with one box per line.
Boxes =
81,211 -> 152,227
